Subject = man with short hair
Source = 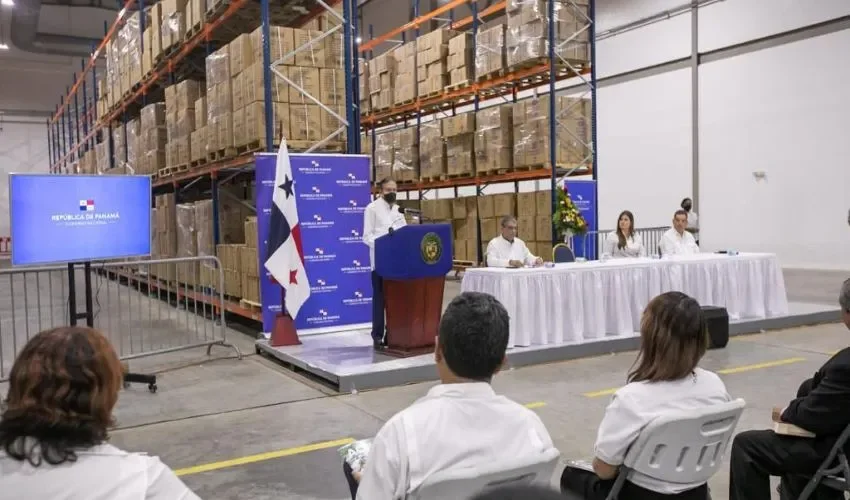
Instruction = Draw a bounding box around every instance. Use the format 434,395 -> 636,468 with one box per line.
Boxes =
681,197 -> 699,244
728,278 -> 850,500
660,210 -> 699,256
486,215 -> 544,268
347,292 -> 557,500
362,178 -> 406,349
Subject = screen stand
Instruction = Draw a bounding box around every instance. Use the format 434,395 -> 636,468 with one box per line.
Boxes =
67,262 -> 158,394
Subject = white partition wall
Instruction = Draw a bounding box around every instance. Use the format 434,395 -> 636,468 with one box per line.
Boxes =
593,0 -> 850,268
597,69 -> 692,231
699,30 -> 850,270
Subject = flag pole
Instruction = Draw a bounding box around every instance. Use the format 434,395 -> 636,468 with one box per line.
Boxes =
270,286 -> 300,347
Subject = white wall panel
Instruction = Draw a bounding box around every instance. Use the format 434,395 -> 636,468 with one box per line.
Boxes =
0,120 -> 50,238
699,0 -> 850,53
597,68 -> 692,231
596,0 -> 691,78
699,30 -> 850,270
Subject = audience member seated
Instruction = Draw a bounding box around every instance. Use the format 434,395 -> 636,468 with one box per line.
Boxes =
0,326 -> 201,500
728,278 -> 850,500
660,210 -> 699,257
343,292 -> 556,500
471,485 -> 566,500
486,215 -> 544,268
560,291 -> 731,500
602,210 -> 646,259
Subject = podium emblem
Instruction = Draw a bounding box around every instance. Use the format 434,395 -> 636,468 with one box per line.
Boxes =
420,232 -> 442,265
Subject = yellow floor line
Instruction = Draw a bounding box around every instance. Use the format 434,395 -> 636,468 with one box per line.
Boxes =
174,438 -> 355,477
174,403 -> 549,477
583,357 -> 807,398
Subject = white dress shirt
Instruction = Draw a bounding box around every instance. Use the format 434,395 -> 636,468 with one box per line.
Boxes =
356,383 -> 556,500
659,228 -> 699,256
0,443 -> 200,500
362,197 -> 407,270
485,236 -> 538,267
687,211 -> 699,240
594,368 -> 731,494
602,232 -> 646,259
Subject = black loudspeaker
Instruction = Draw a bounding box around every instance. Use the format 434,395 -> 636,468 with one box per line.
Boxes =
702,306 -> 730,349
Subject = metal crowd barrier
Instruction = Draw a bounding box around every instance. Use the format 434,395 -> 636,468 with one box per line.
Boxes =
0,256 -> 242,382
576,226 -> 669,259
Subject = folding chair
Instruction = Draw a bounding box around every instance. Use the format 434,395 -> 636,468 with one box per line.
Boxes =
411,448 -> 561,500
553,244 -> 575,263
604,399 -> 746,500
797,422 -> 850,499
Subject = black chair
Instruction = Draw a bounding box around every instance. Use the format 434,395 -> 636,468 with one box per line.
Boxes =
797,422 -> 850,499
553,244 -> 575,263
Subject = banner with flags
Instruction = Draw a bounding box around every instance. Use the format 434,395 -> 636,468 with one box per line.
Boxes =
264,141 -> 311,319
255,152 -> 373,335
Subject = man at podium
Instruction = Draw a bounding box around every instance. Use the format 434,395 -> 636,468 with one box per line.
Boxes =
362,178 -> 407,349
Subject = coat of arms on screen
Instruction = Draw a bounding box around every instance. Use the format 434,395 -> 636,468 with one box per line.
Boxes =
420,233 -> 442,265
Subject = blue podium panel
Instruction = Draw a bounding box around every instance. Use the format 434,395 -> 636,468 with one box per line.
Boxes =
375,224 -> 453,280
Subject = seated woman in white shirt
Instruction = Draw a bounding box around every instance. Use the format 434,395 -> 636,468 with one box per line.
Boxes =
486,215 -> 543,268
602,210 -> 645,259
560,292 -> 731,500
0,326 -> 201,500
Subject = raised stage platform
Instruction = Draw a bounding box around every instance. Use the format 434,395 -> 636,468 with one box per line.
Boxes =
255,301 -> 841,392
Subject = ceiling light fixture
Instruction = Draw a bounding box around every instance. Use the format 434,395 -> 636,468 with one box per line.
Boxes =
0,43 -> 9,50
0,0 -> 13,7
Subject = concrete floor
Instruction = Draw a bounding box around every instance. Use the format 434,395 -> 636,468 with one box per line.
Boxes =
2,267 -> 848,500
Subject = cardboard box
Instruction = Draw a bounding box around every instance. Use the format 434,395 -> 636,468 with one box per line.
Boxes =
244,101 -> 289,147
244,216 -> 258,248
478,195 -> 495,219
517,192 -> 537,216
288,66 -> 320,104
493,193 -> 516,218
535,189 -> 552,216
475,24 -> 506,79
250,25 -> 296,65
518,216 -> 535,241
418,122 -> 446,180
229,33 -> 253,77
453,239 -> 468,261
421,199 -> 452,221
289,103 -> 322,142
480,218 -> 499,241
535,215 -> 551,242
293,28 -> 325,66
194,96 -> 207,128
242,62 -> 289,104
475,105 -> 513,173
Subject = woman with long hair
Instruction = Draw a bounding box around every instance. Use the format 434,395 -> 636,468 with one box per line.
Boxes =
0,326 -> 200,499
602,210 -> 645,259
560,292 -> 731,500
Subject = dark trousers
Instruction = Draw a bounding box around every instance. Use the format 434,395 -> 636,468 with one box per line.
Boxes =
371,271 -> 385,343
728,378 -> 842,500
561,467 -> 709,500
342,461 -> 358,500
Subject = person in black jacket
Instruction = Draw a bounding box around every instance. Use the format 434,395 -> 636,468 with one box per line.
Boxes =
728,277 -> 850,500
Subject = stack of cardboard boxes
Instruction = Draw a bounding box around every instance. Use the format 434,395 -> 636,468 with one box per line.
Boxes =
240,217 -> 261,304
416,29 -> 454,97
214,243 -> 243,298
474,106 -> 513,175
419,121 -> 446,181
516,191 -> 555,260
474,24 -> 506,80
190,96 -> 208,164
393,42 -> 417,104
152,194 -> 178,281
505,0 -> 589,70
392,128 -> 419,183
175,203 -> 200,283
513,95 -> 591,169
450,197 -> 479,262
160,0 -> 187,54
110,118 -> 140,172
206,46 -> 233,156
140,103 -> 167,175
165,80 -> 202,170
368,51 -> 396,111
374,132 -> 394,180
446,33 -> 473,88
359,58 -> 370,113
442,114 -> 475,177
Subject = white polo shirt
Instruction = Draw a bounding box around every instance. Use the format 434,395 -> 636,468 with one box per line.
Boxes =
0,443 -> 200,500
486,236 -> 538,267
602,232 -> 646,259
356,383 -> 556,500
594,368 -> 731,494
362,197 -> 407,270
660,227 -> 699,256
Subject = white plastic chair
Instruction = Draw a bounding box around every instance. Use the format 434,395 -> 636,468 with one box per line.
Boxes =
410,447 -> 561,500
604,398 -> 746,500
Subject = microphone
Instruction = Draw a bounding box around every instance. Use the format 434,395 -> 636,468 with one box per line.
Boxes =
397,206 -> 405,214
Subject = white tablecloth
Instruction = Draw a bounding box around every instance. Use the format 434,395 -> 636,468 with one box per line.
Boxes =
461,253 -> 789,347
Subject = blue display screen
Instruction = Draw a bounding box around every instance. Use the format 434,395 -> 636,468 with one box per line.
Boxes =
9,174 -> 152,266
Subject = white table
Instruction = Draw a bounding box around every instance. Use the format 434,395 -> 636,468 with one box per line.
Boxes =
461,253 -> 789,347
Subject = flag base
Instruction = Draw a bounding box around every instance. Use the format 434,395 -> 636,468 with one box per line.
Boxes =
270,313 -> 301,347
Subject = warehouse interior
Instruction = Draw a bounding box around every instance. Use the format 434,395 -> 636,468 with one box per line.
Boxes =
1,0 -> 850,499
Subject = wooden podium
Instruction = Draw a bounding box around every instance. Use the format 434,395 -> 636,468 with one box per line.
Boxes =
374,224 -> 453,358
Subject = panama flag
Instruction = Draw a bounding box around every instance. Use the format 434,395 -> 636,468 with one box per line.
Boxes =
264,140 -> 311,318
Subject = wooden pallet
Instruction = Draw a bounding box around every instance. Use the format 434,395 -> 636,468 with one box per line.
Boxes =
207,147 -> 237,162
418,89 -> 443,101
156,164 -> 190,178
189,157 -> 208,169
446,171 -> 474,179
476,68 -> 505,82
240,299 -> 262,312
420,174 -> 447,183
235,139 -> 275,155
286,140 -> 346,152
445,79 -> 471,92
184,22 -> 204,43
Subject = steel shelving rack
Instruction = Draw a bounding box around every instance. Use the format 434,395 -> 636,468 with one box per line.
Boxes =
45,0 -> 359,323
358,0 -> 597,262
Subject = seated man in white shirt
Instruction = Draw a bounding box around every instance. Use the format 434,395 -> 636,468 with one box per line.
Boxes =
345,292 -> 557,500
660,210 -> 699,257
486,215 -> 544,268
